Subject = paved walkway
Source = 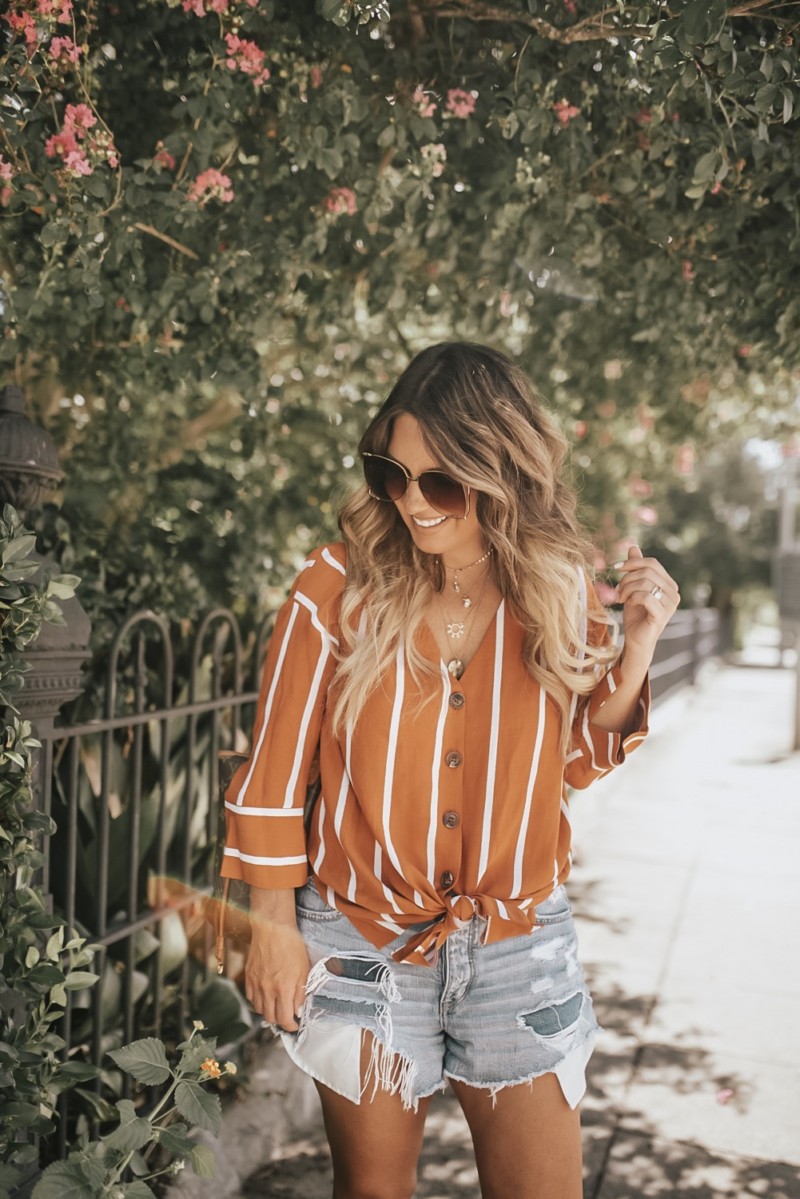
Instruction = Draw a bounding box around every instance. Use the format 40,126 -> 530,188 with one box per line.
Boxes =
174,657 -> 800,1198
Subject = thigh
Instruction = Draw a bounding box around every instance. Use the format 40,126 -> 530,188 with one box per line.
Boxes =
316,1031 -> 433,1199
450,1071 -> 583,1199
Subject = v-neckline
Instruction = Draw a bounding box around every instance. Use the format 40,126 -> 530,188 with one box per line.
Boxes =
424,598 -> 505,684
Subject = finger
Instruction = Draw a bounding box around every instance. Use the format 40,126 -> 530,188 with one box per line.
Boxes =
275,990 -> 300,1032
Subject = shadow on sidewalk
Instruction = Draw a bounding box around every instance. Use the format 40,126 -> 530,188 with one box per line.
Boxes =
241,888 -> 800,1199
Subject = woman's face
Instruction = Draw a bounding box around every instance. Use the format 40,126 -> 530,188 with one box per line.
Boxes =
385,413 -> 487,567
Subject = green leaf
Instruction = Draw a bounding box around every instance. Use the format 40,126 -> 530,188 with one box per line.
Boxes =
119,1184 -> 157,1199
189,1144 -> 216,1178
156,1123 -> 195,1156
108,1038 -> 171,1085
32,1159 -> 98,1199
174,1081 -> 222,1135
104,1099 -> 153,1152
63,971 -> 100,991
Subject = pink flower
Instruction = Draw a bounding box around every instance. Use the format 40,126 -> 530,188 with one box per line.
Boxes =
153,141 -> 176,170
710,181 -> 722,195
45,130 -> 79,160
736,344 -> 751,358
49,35 -> 81,63
574,419 -> 587,440
564,0 -> 577,13
628,476 -> 653,499
445,89 -> 476,119
309,65 -> 323,89
324,187 -> 357,216
0,154 -> 13,208
64,149 -> 92,176
224,32 -> 270,86
37,0 -> 73,18
674,444 -> 695,476
634,108 -> 652,125
5,11 -> 38,48
64,103 -> 96,135
553,99 -> 581,125
682,259 -> 696,281
413,87 -> 437,118
188,168 -> 234,204
182,0 -> 208,13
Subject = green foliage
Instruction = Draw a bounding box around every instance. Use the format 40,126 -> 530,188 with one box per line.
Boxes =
31,1027 -> 230,1199
0,508 -> 99,1193
1,2 -> 798,619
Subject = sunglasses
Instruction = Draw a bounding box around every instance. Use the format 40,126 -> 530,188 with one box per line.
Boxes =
362,453 -> 470,519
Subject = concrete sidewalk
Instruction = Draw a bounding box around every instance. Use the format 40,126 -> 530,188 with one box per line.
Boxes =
177,660 -> 800,1198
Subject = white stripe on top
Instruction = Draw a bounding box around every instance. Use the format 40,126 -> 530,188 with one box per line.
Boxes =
510,686 -> 547,897
322,546 -> 347,576
283,632 -> 331,807
382,636 -> 409,882
236,601 -> 299,805
477,602 -> 505,885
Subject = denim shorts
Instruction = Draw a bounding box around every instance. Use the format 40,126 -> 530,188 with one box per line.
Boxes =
279,878 -> 599,1112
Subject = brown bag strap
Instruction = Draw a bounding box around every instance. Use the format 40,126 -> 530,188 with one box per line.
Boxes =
215,877 -> 232,974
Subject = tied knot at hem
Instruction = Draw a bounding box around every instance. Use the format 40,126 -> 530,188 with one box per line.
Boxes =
391,893 -> 533,966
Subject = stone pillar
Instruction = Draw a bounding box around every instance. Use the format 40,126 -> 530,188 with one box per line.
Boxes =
0,384 -> 91,828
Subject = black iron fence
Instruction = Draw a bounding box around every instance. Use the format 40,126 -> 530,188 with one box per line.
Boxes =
34,602 -> 719,1152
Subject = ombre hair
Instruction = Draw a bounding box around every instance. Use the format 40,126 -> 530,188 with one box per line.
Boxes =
332,341 -> 617,754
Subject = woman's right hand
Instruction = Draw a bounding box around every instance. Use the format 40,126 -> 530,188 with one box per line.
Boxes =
245,921 -> 311,1031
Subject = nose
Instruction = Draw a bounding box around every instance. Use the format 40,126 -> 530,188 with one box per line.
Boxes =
402,479 -> 433,515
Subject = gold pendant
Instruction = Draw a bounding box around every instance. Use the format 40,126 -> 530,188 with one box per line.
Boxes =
447,658 -> 464,679
446,622 -> 465,638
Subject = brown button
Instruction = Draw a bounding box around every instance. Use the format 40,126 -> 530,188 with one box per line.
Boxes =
445,751 -> 463,768
442,810 -> 460,829
449,692 -> 465,709
440,871 -> 455,889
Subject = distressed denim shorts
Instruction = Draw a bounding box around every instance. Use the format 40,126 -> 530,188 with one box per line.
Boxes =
279,878 -> 600,1112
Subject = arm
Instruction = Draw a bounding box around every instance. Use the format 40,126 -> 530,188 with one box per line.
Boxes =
591,544 -> 679,735
245,887 -> 309,1033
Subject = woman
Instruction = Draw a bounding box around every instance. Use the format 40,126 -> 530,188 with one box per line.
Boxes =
221,342 -> 679,1199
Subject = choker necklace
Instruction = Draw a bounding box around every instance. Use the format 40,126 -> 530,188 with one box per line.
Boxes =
438,547 -> 493,610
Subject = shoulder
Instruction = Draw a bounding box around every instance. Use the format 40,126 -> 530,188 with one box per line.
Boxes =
289,542 -> 347,612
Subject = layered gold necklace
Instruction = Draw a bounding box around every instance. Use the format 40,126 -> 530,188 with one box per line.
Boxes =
437,557 -> 493,679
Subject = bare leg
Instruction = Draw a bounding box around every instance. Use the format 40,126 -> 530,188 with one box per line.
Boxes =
450,1072 -> 583,1199
315,1032 -> 433,1199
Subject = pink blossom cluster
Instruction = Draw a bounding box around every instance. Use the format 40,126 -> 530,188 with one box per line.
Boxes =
309,65 -> 323,89
224,32 -> 270,86
153,141 -> 177,171
412,87 -> 437,119
188,168 -> 234,204
181,0 -> 257,14
0,155 -> 14,208
3,0 -> 73,52
324,187 -> 357,217
553,98 -> 581,125
44,103 -> 119,177
49,35 -> 81,64
445,89 -> 476,119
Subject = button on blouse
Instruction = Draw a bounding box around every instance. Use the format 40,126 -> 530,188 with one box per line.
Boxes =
221,542 -> 650,966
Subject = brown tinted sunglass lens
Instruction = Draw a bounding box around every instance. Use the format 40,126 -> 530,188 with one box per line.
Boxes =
364,456 -> 407,501
420,471 -> 466,517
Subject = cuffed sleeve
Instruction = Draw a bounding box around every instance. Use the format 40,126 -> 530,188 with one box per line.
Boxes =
564,663 -> 650,789
564,577 -> 651,790
220,546 -> 344,888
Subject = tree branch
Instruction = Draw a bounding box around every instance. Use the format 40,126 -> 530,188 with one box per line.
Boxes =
130,223 -> 200,260
409,0 -> 795,41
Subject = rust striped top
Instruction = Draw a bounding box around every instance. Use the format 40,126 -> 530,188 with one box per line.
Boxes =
221,542 -> 649,965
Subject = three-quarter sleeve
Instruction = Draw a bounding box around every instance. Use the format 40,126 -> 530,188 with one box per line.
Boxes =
564,582 -> 650,790
220,550 -> 343,889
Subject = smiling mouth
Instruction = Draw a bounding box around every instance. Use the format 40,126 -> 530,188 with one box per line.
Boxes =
412,515 -> 447,529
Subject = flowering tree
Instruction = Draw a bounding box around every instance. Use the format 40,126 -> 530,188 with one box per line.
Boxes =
0,0 -> 798,624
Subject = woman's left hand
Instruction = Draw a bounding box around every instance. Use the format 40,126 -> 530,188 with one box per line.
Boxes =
614,544 -> 680,661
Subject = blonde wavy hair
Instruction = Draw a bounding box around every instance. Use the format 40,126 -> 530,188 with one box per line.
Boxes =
332,342 -> 617,754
